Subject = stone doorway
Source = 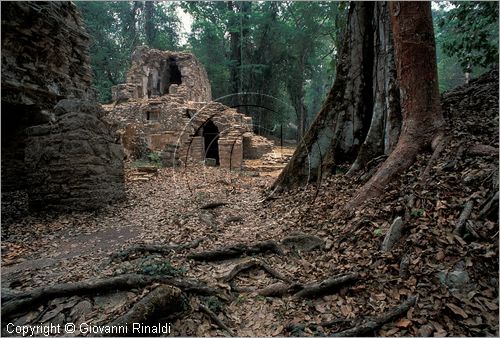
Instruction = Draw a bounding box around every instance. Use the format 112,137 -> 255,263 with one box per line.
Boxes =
203,120 -> 220,165
160,57 -> 182,95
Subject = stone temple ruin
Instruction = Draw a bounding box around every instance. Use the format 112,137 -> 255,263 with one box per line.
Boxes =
1,2 -> 125,212
106,46 -> 273,169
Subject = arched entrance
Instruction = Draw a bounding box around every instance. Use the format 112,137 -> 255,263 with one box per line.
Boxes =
203,120 -> 219,165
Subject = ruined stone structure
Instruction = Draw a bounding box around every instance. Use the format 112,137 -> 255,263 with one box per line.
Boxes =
112,46 -> 211,103
107,47 -> 272,169
2,2 -> 125,211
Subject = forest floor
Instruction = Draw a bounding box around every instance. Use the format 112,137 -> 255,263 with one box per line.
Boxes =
1,70 -> 498,337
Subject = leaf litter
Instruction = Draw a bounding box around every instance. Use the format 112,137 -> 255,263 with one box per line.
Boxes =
1,69 -> 499,336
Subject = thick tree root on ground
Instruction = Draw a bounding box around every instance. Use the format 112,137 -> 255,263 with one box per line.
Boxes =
443,143 -> 465,171
453,199 -> 475,235
331,296 -> 417,337
478,191 -> 499,220
187,240 -> 284,261
419,137 -> 448,185
199,303 -> 235,336
2,274 -> 217,318
285,318 -> 351,334
257,282 -> 303,297
223,259 -> 290,283
467,144 -> 498,157
105,285 -> 183,336
111,238 -> 203,262
200,202 -> 228,210
256,273 -> 358,298
293,273 -> 358,298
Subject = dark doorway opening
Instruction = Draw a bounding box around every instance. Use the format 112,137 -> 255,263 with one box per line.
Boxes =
169,58 -> 182,85
203,120 -> 219,165
159,57 -> 183,95
1,103 -> 44,191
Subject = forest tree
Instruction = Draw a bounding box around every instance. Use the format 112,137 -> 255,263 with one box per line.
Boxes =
274,1 -> 445,210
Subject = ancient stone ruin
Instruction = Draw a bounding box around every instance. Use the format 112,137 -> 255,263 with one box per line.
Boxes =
107,47 -> 273,169
1,2 -> 125,212
112,46 -> 211,103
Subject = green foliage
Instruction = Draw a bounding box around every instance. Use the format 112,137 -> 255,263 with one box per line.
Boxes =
182,1 -> 346,137
434,2 -> 498,75
373,228 -> 384,237
203,296 -> 224,313
138,258 -> 185,276
235,294 -> 246,305
129,151 -> 162,168
290,325 -> 305,337
410,208 -> 425,218
76,1 -> 181,103
147,151 -> 162,165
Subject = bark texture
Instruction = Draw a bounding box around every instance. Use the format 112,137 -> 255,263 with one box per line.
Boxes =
273,2 -> 401,190
348,3 -> 401,174
346,1 -> 445,209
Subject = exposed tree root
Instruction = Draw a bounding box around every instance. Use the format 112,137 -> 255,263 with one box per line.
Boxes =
187,240 -> 284,261
419,137 -> 448,185
1,289 -> 20,303
453,199 -> 475,235
223,259 -> 290,283
257,282 -> 302,297
199,303 -> 235,336
105,285 -> 183,336
200,202 -> 228,210
111,238 -> 203,262
256,273 -> 358,298
331,296 -> 417,337
443,143 -> 465,171
467,144 -> 498,157
404,194 -> 416,221
293,273 -> 358,298
2,274 -> 217,318
478,191 -> 499,220
285,318 -> 350,334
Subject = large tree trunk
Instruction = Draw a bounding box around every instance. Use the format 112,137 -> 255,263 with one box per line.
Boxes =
287,53 -> 308,141
346,1 -> 445,208
144,1 -> 155,47
228,1 -> 241,106
273,2 -> 398,190
347,3 -> 401,174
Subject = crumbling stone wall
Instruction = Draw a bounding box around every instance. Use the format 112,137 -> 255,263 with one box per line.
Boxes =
242,133 -> 274,159
1,2 -> 95,108
112,46 -> 212,103
106,97 -> 253,169
1,2 -> 125,211
107,46 -> 275,170
25,100 -> 125,210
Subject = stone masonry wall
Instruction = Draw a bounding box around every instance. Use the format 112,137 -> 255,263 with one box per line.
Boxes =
1,2 -> 125,212
106,47 -> 275,170
1,2 -> 95,108
25,100 -> 125,211
112,46 -> 212,103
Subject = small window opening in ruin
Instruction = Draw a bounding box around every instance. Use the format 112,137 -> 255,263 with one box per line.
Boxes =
146,111 -> 159,121
203,120 -> 220,165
